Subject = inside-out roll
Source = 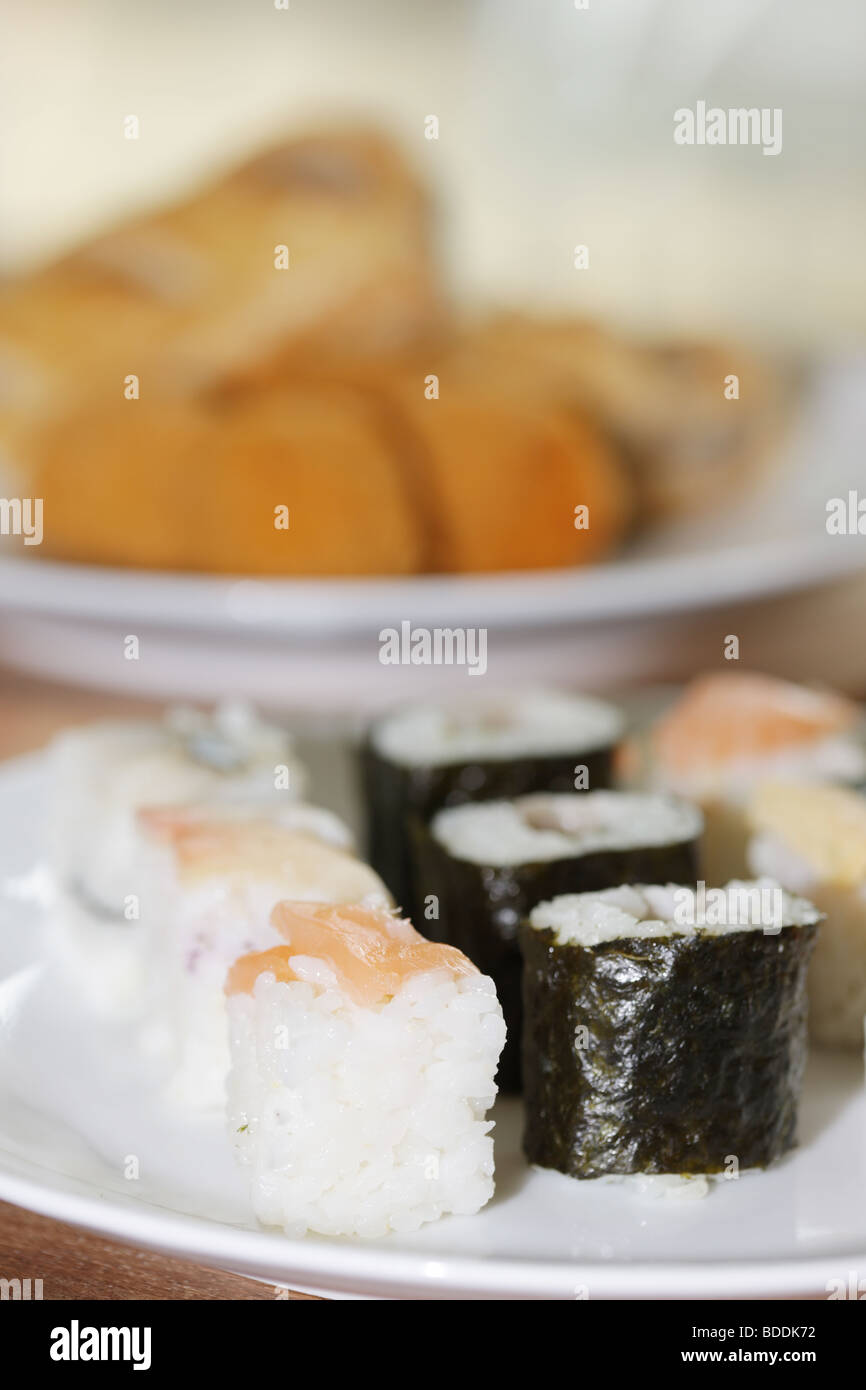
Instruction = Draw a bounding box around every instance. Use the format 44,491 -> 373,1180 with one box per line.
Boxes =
412,790 -> 702,1090
361,690 -> 624,913
521,880 -> 821,1179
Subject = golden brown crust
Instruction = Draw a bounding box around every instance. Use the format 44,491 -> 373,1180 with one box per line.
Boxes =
457,316 -> 782,521
29,397 -> 207,570
196,385 -> 425,576
31,355 -> 632,577
10,129 -> 776,577
0,128 -> 445,470
31,383 -> 426,576
380,373 -> 633,574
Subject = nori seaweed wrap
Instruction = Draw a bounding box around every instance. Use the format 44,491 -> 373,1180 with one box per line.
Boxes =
410,790 -> 701,1090
361,692 -> 624,912
521,881 -> 821,1177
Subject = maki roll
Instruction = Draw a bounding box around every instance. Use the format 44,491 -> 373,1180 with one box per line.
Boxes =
747,782 -> 866,1048
49,702 -> 306,918
133,810 -> 390,1108
362,690 -> 624,910
412,790 -> 701,1089
225,901 -> 506,1237
521,881 -> 820,1178
629,671 -> 865,884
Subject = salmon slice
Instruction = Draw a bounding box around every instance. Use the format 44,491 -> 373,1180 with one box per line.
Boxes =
138,809 -> 387,901
652,672 -> 859,776
138,805 -> 231,841
226,901 -> 478,1006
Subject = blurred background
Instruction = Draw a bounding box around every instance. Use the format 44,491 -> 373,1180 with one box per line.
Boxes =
0,0 -> 864,715
3,0 -> 865,342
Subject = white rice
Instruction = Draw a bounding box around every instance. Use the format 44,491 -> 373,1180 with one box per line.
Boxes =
50,798 -> 356,1031
137,838 -> 390,1110
372,690 -> 624,768
604,1172 -> 713,1202
431,792 -> 702,867
47,886 -> 149,1021
749,831 -> 866,1049
49,702 -> 306,915
529,879 -> 821,946
748,831 -> 818,896
662,735 -> 866,804
227,966 -> 505,1238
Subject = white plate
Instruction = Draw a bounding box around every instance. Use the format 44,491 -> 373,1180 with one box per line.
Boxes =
0,360 -> 864,705
1,749 -> 864,1300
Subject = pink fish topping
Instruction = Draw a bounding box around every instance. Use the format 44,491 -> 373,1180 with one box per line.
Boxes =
226,901 -> 477,1006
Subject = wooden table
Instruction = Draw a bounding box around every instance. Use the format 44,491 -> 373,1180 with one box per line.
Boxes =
0,1201 -> 320,1300
0,668 -> 323,1300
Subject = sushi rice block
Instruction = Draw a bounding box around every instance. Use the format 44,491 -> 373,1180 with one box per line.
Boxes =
135,811 -> 390,1108
633,672 -> 865,884
49,702 -> 307,917
49,793 -> 352,1022
747,782 -> 866,1048
226,901 -> 506,1238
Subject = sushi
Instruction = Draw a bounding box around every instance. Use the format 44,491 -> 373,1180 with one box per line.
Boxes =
49,791 -> 352,1022
520,881 -> 820,1179
139,797 -> 354,851
411,790 -> 702,1090
49,702 -> 306,917
362,690 -> 624,911
632,672 -> 865,884
225,901 -> 506,1238
747,782 -> 866,1048
135,810 -> 390,1107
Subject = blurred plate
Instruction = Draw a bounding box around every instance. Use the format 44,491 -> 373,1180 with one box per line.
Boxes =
0,750 -> 864,1300
0,359 -> 863,705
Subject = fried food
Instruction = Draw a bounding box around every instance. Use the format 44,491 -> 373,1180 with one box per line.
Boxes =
458,316 -> 782,519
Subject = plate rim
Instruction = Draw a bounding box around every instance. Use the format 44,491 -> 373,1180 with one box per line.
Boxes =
0,535 -> 862,636
0,1164 -> 856,1300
